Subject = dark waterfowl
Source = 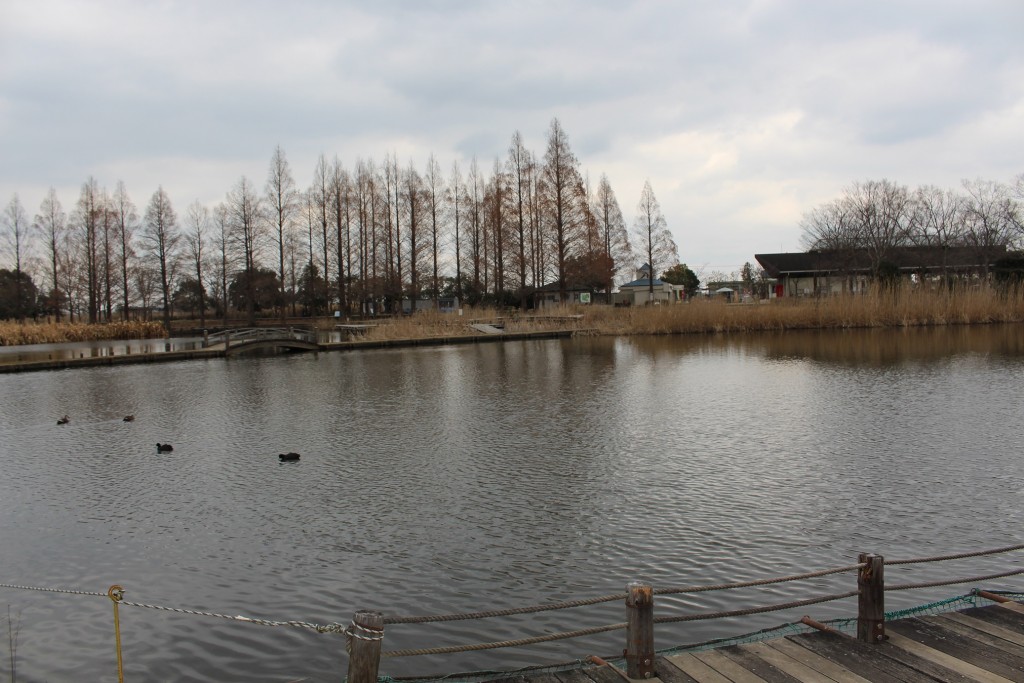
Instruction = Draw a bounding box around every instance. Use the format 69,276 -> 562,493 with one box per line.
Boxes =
56,415 -> 69,425
123,415 -> 135,422
156,443 -> 173,452
278,452 -> 301,461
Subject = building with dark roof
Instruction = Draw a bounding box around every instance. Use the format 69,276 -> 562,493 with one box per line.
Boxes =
755,245 -> 1008,297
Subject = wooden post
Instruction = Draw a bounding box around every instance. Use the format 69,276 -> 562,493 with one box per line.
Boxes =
857,553 -> 885,643
346,610 -> 384,683
625,581 -> 655,679
202,329 -> 208,348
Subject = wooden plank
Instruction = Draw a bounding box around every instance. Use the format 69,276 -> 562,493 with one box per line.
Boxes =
888,618 -> 1024,680
786,632 -> 936,683
664,653 -> 733,683
576,666 -> 627,683
486,676 -> 528,683
885,631 -> 1015,683
962,604 -> 1024,632
528,675 -> 565,683
996,602 -> 1024,615
554,671 -> 593,683
765,639 -> 871,683
922,613 -> 1024,657
942,611 -> 1024,647
692,650 -> 769,683
719,646 -> 802,683
651,656 -> 699,683
739,642 -> 834,683
470,323 -> 504,334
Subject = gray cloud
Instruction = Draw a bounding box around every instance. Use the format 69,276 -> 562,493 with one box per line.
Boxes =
2,0 -> 1022,272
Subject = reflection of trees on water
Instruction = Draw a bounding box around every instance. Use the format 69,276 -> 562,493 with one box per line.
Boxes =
621,324 -> 1024,367
756,325 -> 1024,366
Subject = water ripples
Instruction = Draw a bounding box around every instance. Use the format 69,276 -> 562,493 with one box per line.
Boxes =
0,328 -> 1023,680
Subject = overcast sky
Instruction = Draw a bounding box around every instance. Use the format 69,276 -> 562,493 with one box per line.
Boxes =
2,1 -> 1022,277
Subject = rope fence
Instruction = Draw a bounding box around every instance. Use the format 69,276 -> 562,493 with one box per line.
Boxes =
1,543 -> 1021,681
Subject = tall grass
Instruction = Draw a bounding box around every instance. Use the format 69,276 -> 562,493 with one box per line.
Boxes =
0,320 -> 166,346
584,284 -> 1024,336
357,285 -> 1024,340
5,286 -> 1020,347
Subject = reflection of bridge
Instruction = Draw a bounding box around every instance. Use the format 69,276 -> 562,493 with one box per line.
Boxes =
204,327 -> 320,356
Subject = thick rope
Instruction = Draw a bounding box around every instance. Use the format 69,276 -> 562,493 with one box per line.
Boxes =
384,589 -> 862,657
1,541 -> 1020,639
383,622 -> 628,657
886,568 -> 1024,591
0,582 -> 106,597
653,563 -> 864,596
384,593 -> 628,625
654,590 -> 860,624
888,543 -> 1024,566
384,563 -> 864,625
118,600 -> 348,634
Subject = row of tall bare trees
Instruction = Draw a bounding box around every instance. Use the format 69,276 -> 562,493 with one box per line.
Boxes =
799,178 -> 1024,274
2,119 -> 680,326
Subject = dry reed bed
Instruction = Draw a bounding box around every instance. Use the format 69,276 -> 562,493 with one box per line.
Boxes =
0,320 -> 166,346
587,286 -> 1024,335
3,287 -> 1022,345
361,287 -> 1024,340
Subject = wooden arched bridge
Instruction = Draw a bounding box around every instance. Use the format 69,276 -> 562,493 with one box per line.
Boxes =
204,327 -> 321,356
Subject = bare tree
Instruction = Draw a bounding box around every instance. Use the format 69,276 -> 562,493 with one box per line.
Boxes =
75,177 -> 103,323
266,145 -> 298,322
961,178 -> 1019,261
211,203 -> 232,324
466,158 -> 484,301
449,161 -> 465,302
111,182 -> 138,320
2,194 -> 32,321
541,118 -> 589,302
310,155 -> 332,312
33,188 -> 67,320
141,186 -> 181,331
100,194 -> 116,320
633,180 -> 678,301
847,180 -> 913,272
799,198 -> 857,252
424,153 -> 444,305
403,161 -> 426,311
593,174 -> 633,294
227,176 -> 264,325
185,200 -> 209,328
330,158 -> 351,314
486,157 -> 509,300
57,225 -> 83,321
507,132 -> 533,305
383,153 -> 402,308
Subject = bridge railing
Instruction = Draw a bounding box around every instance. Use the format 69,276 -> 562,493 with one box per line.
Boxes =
204,327 -> 318,347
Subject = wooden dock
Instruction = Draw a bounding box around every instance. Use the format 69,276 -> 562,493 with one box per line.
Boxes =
492,603 -> 1024,683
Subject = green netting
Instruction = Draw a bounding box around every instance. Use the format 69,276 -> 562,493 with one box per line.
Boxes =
384,591 -> 1024,683
659,589 -> 1024,657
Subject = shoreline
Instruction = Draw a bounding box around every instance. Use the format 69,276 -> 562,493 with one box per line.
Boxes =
0,328 -> 586,374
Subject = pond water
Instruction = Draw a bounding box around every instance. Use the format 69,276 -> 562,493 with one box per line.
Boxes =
0,337 -> 206,364
0,326 -> 1023,681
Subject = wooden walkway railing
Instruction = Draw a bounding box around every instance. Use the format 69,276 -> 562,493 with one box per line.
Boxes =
343,545 -> 1024,683
2,544 -> 1022,681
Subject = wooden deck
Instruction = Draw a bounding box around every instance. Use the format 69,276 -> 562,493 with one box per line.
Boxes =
497,603 -> 1024,683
